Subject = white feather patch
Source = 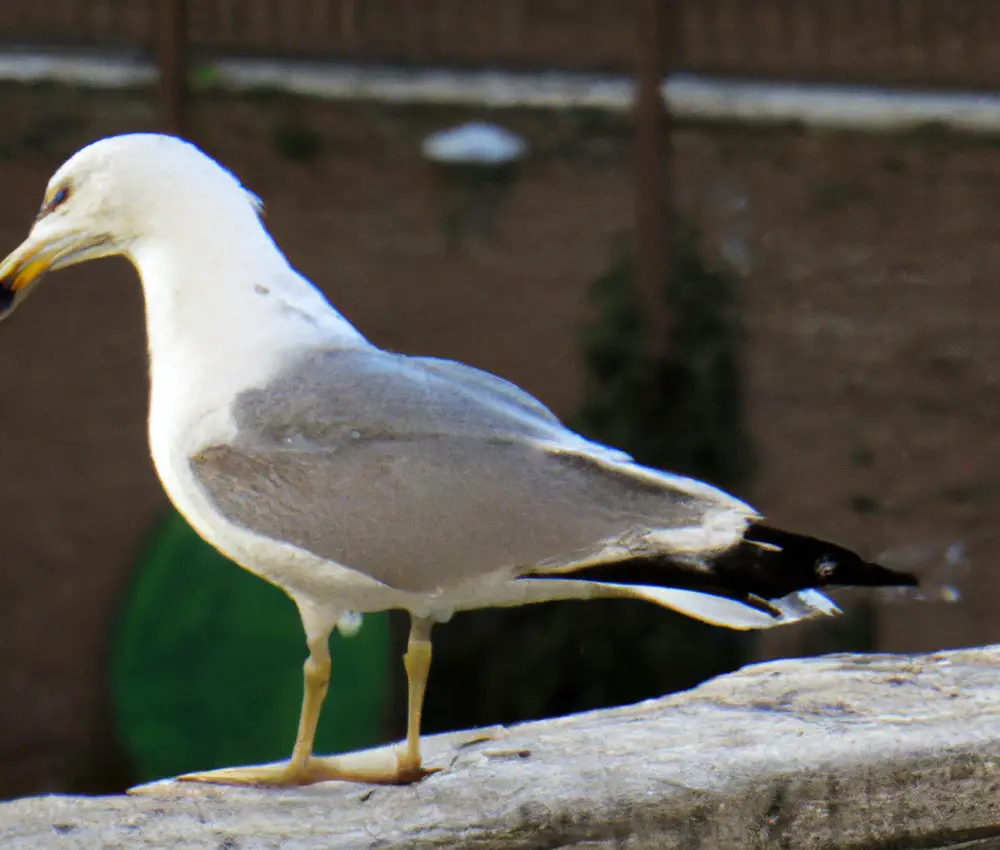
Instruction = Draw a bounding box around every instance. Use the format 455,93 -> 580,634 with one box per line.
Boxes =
245,188 -> 265,217
608,584 -> 841,631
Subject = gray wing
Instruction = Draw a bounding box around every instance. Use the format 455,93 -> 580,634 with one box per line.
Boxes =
412,356 -> 563,428
191,348 -> 744,593
229,348 -> 570,446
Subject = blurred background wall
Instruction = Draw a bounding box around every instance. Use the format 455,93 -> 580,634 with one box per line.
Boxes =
0,0 -> 993,799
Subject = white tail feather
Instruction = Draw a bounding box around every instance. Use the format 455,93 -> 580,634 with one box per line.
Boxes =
608,584 -> 841,630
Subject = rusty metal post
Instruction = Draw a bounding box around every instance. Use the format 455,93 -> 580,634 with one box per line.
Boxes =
156,0 -> 186,135
634,0 -> 674,352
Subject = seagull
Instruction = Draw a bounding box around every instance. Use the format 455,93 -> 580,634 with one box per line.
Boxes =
0,133 -> 917,787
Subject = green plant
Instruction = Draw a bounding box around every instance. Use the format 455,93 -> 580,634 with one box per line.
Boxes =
809,178 -> 871,213
272,120 -> 323,162
575,250 -> 649,455
880,153 -> 908,174
189,65 -> 221,92
850,442 -> 875,468
577,225 -> 754,491
433,161 -> 519,249
110,511 -> 390,783
848,494 -> 880,514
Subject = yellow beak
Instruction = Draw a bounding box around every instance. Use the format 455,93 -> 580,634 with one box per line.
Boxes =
0,232 -> 113,319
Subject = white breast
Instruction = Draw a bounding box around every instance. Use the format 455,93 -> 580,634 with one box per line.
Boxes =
130,227 -> 386,608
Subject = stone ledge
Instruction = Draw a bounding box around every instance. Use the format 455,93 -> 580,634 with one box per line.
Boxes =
4,647 -> 1000,849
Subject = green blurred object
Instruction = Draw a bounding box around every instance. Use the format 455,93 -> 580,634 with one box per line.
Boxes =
110,511 -> 390,783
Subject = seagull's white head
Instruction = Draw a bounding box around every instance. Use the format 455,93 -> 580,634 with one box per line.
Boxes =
0,133 -> 265,318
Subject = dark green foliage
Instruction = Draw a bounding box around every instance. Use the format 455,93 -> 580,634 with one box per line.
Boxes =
848,494 -> 880,514
575,252 -> 648,453
577,225 -> 754,491
272,120 -> 323,162
433,161 -> 519,249
650,230 -> 756,487
109,511 -> 390,783
808,178 -> 871,213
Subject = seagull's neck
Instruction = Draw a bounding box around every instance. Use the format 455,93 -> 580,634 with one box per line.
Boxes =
127,215 -> 368,414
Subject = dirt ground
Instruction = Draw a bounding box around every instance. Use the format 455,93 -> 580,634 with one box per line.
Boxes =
0,83 -> 995,796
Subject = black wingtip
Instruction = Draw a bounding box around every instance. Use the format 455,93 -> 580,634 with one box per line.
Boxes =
0,282 -> 15,314
853,557 -> 920,589
521,522 -> 918,608
743,524 -> 919,591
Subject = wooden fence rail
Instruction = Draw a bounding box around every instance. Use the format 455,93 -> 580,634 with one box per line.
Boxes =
2,0 -> 1000,90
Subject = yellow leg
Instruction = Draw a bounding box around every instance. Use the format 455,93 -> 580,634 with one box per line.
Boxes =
173,613 -> 439,788
287,633 -> 332,774
395,615 -> 436,782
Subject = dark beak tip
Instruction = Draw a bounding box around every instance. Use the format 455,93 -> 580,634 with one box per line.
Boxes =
0,285 -> 15,313
870,560 -> 920,587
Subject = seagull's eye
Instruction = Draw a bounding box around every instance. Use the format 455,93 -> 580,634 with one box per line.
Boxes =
38,185 -> 71,220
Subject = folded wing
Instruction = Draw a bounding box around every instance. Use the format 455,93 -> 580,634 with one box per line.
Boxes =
191,348 -> 755,592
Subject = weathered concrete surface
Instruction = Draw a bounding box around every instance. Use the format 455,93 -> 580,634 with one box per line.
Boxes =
5,647 -> 1000,849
